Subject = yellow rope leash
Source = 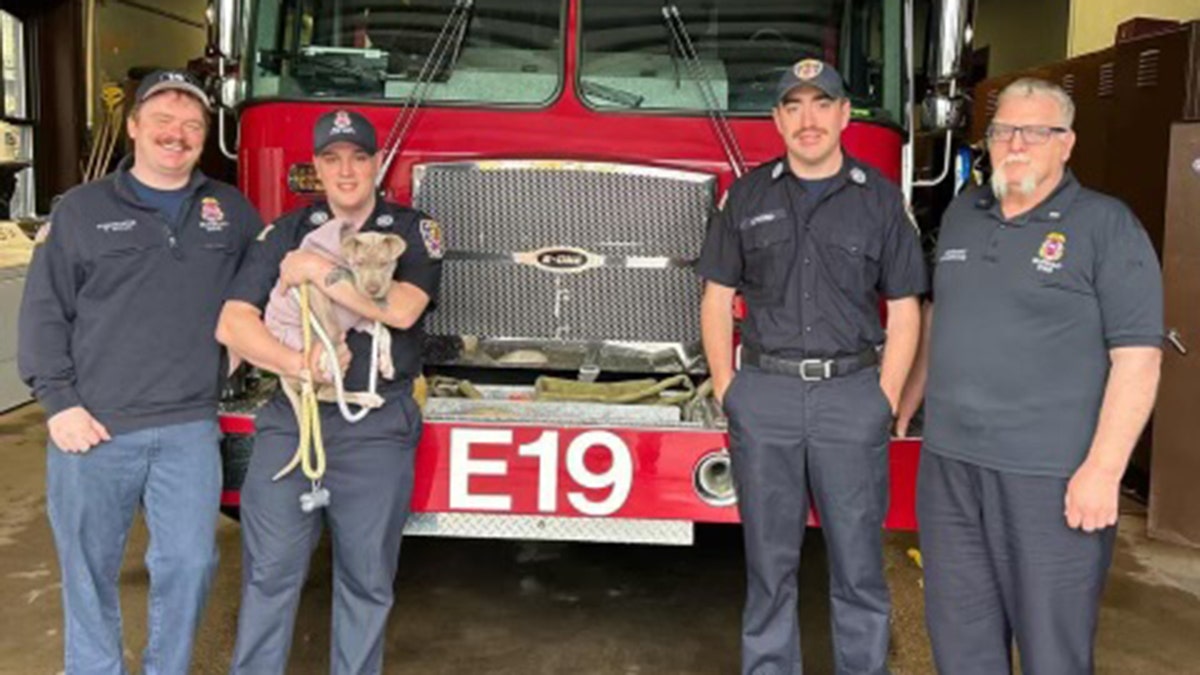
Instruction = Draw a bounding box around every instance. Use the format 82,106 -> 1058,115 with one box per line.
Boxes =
273,284 -> 330,511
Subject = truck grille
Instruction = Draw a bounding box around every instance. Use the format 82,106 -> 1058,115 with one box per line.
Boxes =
413,160 -> 715,368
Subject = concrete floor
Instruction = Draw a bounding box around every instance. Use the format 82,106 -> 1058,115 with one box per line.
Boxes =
1,403 -> 1198,674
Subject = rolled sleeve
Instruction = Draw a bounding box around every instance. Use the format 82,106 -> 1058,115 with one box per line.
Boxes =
1096,212 -> 1163,349
695,202 -> 741,288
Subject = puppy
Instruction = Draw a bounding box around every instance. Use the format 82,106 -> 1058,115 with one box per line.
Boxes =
263,218 -> 406,418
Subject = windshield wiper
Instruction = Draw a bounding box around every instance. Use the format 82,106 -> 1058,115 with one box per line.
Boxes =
378,0 -> 475,188
661,2 -> 748,177
580,80 -> 645,108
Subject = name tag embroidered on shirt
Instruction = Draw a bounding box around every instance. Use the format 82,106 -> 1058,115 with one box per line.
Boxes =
96,219 -> 138,233
939,248 -> 968,263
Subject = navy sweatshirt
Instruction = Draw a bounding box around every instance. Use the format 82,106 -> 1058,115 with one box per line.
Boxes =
18,156 -> 262,435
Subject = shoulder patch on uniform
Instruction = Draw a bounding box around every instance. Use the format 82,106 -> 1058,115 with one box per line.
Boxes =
419,219 -> 444,259
849,167 -> 867,185
376,213 -> 394,227
256,223 -> 276,242
309,210 -> 329,226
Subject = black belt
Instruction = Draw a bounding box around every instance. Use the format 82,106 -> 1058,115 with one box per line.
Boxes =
741,347 -> 878,382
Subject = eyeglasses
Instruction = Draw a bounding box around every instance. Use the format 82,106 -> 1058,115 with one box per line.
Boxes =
986,123 -> 1069,145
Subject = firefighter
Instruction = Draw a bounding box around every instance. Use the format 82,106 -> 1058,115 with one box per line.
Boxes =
697,59 -> 926,674
216,109 -> 443,674
901,78 -> 1162,674
18,70 -> 262,673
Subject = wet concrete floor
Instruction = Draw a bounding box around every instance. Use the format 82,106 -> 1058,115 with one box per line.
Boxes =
1,403 -> 1198,674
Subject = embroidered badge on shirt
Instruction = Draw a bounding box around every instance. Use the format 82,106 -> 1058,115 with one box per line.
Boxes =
376,213 -> 394,227
200,197 -> 228,232
939,248 -> 967,263
310,210 -> 330,226
420,219 -> 444,259
1033,232 -> 1066,273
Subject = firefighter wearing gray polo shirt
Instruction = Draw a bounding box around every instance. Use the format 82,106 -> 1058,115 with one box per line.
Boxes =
902,78 -> 1163,674
698,59 -> 926,675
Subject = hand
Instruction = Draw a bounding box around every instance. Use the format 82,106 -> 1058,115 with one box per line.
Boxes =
894,412 -> 913,439
48,406 -> 111,453
306,340 -> 351,384
714,374 -> 734,406
279,250 -> 332,288
1065,461 -> 1122,532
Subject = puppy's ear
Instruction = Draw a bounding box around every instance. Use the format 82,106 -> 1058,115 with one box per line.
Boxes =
341,235 -> 363,260
383,234 -> 407,261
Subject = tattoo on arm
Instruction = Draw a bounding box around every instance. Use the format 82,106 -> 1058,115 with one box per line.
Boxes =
324,265 -> 355,288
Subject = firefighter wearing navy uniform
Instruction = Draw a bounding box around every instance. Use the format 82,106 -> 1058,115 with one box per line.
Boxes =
697,59 -> 926,675
216,109 -> 443,674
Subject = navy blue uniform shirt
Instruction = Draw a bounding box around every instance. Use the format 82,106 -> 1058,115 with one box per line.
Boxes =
225,200 -> 444,395
696,155 -> 928,359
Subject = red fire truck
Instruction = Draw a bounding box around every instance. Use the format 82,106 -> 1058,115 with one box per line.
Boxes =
208,0 -> 972,545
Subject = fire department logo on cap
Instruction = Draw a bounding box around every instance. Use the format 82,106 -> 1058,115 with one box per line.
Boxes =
794,59 -> 824,80
332,111 -> 355,135
1033,232 -> 1066,273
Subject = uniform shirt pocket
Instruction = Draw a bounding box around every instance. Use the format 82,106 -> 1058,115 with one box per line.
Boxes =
824,231 -> 878,294
739,215 -> 793,305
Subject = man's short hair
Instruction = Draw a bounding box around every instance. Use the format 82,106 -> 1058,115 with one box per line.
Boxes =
996,77 -> 1076,129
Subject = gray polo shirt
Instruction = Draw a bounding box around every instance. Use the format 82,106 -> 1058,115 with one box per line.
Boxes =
924,171 -> 1163,477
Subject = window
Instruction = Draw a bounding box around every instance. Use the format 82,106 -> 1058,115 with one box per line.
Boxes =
246,0 -> 564,106
578,0 -> 902,122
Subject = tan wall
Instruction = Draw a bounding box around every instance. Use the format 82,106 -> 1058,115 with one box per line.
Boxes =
1069,0 -> 1200,56
94,0 -> 206,106
973,0 -> 1071,77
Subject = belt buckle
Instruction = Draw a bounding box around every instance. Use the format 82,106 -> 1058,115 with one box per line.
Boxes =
798,358 -> 832,382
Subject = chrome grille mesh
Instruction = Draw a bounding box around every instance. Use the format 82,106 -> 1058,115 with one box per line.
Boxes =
413,161 -> 715,347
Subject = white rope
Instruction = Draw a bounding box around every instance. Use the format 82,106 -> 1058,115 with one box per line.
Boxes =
289,287 -> 383,424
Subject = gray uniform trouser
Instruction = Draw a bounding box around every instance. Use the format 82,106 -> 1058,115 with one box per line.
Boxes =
725,364 -> 894,675
917,451 -> 1117,675
230,385 -> 421,675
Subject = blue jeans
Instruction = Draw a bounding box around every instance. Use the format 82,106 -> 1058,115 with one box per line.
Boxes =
46,418 -> 222,675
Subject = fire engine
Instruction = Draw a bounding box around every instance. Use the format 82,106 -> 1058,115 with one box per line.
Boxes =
207,0 -> 973,545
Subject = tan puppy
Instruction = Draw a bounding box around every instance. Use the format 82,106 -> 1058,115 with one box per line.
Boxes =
265,228 -> 406,418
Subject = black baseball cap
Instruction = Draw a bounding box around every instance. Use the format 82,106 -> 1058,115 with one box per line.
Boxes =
313,109 -> 378,155
135,70 -> 211,110
775,58 -> 848,102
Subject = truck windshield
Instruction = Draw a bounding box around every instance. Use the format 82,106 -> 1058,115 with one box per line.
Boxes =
245,0 -> 564,106
579,0 -> 903,122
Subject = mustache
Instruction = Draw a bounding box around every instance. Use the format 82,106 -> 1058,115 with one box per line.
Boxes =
999,154 -> 1031,166
792,128 -> 826,138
